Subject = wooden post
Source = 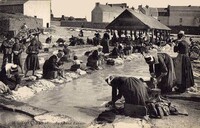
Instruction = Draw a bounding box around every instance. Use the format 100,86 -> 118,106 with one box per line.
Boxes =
152,29 -> 155,44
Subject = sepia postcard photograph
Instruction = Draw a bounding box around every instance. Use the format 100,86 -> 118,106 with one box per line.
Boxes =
0,0 -> 200,128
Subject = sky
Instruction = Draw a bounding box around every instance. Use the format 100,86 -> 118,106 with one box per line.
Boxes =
51,0 -> 200,21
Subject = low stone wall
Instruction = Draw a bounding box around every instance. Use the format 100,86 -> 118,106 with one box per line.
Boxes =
170,26 -> 200,35
60,21 -> 109,29
0,15 -> 43,36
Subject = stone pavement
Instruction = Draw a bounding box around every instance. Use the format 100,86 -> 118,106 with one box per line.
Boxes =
166,92 -> 200,102
0,96 -> 48,117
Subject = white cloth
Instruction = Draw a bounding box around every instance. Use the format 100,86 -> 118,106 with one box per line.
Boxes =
74,60 -> 82,65
5,63 -> 18,75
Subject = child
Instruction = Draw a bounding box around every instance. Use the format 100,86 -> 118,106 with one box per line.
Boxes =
70,56 -> 83,71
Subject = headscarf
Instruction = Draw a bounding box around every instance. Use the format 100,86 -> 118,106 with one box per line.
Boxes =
105,75 -> 115,85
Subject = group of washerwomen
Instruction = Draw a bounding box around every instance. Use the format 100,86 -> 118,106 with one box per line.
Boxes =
0,31 -> 109,94
104,31 -> 194,115
0,30 -> 195,106
0,31 -> 42,92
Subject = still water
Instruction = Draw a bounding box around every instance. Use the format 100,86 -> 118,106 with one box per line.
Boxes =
25,55 -> 150,123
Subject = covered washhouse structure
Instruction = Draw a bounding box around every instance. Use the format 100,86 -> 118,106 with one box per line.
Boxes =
106,9 -> 171,46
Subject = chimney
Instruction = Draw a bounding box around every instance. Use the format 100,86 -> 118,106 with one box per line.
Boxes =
146,5 -> 149,8
96,2 -> 100,6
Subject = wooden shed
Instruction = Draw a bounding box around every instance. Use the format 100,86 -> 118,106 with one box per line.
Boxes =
106,9 -> 171,43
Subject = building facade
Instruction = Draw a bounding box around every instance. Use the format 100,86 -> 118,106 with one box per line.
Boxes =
138,5 -> 200,34
169,6 -> 200,27
91,2 -> 128,23
0,0 -> 51,28
158,5 -> 200,27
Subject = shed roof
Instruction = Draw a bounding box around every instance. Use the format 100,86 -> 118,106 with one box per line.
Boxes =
106,9 -> 171,30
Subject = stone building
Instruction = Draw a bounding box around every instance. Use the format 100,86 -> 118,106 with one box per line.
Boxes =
91,2 -> 128,23
138,5 -> 200,34
158,5 -> 200,27
0,0 -> 51,28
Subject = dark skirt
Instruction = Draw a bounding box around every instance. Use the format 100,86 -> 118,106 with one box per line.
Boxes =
101,39 -> 110,53
24,54 -> 40,71
157,57 -> 176,93
122,77 -> 149,106
86,60 -> 98,69
13,54 -> 22,67
70,64 -> 80,71
179,55 -> 194,92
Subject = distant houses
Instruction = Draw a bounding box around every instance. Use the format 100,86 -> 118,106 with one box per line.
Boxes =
60,2 -> 130,29
0,0 -> 51,28
158,5 -> 200,27
91,2 -> 128,23
55,2 -> 200,35
136,5 -> 200,34
90,3 -> 200,34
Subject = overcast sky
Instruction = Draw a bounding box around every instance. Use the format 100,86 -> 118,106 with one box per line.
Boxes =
51,0 -> 200,21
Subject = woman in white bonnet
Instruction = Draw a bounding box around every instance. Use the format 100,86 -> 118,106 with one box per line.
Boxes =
0,63 -> 21,91
142,47 -> 176,94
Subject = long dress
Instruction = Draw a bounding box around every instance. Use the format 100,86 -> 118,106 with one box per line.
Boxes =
111,77 -> 149,106
86,55 -> 98,69
12,43 -> 24,67
109,47 -> 119,58
43,55 -> 60,79
174,39 -> 194,92
24,44 -> 40,71
101,38 -> 110,54
63,47 -> 71,61
1,40 -> 13,69
148,53 -> 176,93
